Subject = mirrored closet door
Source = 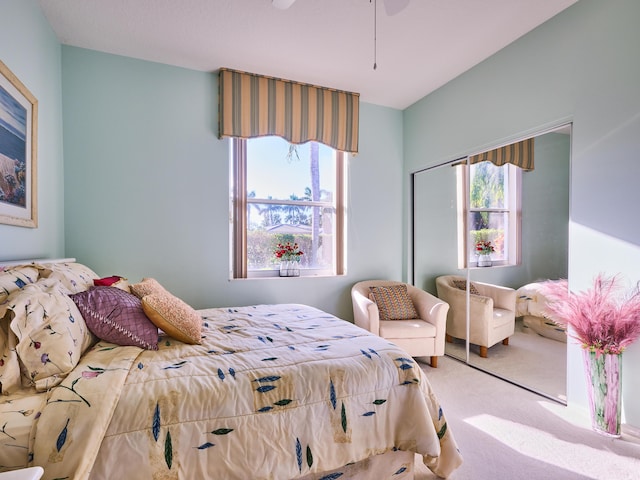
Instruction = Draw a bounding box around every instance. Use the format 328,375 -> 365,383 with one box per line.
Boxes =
411,123 -> 571,403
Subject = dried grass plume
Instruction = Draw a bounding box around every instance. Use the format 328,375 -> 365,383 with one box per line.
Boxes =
542,274 -> 640,355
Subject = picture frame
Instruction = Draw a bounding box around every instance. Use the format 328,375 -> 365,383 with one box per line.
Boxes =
0,59 -> 37,228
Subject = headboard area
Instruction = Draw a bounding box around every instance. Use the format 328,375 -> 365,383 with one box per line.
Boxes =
0,258 -> 76,270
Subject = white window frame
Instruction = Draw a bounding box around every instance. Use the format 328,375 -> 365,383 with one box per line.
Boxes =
230,137 -> 346,279
457,161 -> 521,269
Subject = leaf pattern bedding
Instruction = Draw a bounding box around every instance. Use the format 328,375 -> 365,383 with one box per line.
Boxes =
9,304 -> 463,479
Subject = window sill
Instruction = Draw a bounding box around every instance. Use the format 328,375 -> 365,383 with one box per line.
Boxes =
231,269 -> 343,280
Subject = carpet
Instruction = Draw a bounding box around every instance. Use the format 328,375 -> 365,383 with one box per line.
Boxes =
444,318 -> 567,401
413,356 -> 640,479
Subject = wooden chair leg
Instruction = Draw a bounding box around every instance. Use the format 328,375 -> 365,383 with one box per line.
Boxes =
446,334 -> 453,343
502,337 -> 509,346
479,346 -> 488,358
430,356 -> 438,368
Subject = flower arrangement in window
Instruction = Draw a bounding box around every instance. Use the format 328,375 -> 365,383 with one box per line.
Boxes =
274,242 -> 304,262
475,240 -> 495,256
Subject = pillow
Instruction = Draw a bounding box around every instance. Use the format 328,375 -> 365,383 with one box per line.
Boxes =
142,292 -> 202,344
94,275 -> 131,292
71,287 -> 158,350
5,281 -> 96,392
37,262 -> 99,294
369,284 -> 419,321
0,265 -> 39,318
130,278 -> 165,299
452,279 -> 480,295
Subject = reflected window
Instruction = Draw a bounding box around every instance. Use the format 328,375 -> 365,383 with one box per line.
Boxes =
459,161 -> 521,267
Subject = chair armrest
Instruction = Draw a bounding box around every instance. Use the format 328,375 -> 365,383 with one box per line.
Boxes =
351,288 -> 380,335
409,286 -> 448,329
476,282 -> 516,311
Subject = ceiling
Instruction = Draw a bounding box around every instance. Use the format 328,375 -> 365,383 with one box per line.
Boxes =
38,0 -> 578,110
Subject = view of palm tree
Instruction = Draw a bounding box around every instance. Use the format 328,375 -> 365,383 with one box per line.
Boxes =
246,138 -> 337,271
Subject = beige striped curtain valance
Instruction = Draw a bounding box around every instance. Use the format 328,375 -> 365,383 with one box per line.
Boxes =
468,138 -> 534,171
218,68 -> 360,154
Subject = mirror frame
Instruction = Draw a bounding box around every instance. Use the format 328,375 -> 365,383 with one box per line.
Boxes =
409,121 -> 572,403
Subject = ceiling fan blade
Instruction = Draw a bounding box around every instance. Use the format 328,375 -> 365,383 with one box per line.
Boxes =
383,0 -> 409,16
272,0 -> 297,9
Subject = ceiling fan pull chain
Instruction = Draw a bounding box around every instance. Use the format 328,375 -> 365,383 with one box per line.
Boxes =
372,0 -> 378,70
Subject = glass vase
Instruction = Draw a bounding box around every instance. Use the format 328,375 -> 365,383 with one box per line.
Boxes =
279,260 -> 300,277
582,349 -> 622,437
477,254 -> 492,267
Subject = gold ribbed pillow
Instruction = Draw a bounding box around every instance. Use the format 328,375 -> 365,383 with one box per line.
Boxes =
142,292 -> 202,345
130,277 -> 165,298
369,285 -> 418,321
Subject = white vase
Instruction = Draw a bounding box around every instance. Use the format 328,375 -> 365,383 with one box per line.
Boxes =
477,254 -> 492,267
279,260 -> 300,277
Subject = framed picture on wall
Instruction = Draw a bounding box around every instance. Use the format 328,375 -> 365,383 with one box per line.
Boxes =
0,59 -> 37,228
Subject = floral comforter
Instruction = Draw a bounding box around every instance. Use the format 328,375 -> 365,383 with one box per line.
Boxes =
22,304 -> 462,479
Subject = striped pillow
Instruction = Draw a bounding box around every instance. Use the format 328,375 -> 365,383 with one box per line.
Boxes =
369,285 -> 418,321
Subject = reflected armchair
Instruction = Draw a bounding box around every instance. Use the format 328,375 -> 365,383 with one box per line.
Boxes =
351,280 -> 449,368
435,275 -> 516,358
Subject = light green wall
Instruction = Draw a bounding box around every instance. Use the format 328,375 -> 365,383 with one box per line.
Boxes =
61,46 -> 404,321
0,0 -> 65,260
403,0 -> 640,427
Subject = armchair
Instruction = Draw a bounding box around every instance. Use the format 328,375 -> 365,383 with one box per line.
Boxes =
351,280 -> 449,368
435,275 -> 516,358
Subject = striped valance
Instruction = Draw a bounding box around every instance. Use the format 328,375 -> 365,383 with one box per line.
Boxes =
218,68 -> 359,154
469,138 -> 534,171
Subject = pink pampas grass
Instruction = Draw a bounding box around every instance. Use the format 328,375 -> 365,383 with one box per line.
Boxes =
542,274 -> 640,355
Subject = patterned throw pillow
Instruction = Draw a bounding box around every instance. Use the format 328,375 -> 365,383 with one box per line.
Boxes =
142,292 -> 202,345
369,285 -> 419,321
6,281 -> 96,392
37,262 -> 99,294
0,265 -> 39,314
451,279 -> 480,295
130,278 -> 165,299
71,286 -> 158,350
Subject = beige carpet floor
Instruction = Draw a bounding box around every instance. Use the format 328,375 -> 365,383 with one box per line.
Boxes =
444,318 -> 567,402
413,356 -> 640,479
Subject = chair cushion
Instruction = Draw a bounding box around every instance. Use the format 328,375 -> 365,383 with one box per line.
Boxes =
379,319 -> 437,339
369,284 -> 418,320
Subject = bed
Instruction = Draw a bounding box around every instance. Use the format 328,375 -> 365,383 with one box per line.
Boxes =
0,260 -> 462,479
515,280 -> 567,343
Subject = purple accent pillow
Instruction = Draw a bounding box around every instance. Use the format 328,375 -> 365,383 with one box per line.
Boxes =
71,286 -> 159,350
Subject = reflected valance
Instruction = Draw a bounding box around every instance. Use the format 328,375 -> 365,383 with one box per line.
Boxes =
218,68 -> 359,154
469,138 -> 534,171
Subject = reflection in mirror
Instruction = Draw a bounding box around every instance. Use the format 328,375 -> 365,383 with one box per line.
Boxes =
412,123 -> 571,403
412,159 -> 468,362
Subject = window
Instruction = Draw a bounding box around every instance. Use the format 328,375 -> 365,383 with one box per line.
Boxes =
459,161 -> 521,267
231,137 -> 345,278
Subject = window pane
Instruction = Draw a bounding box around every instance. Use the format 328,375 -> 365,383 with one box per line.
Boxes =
247,137 -> 336,202
468,211 -> 508,262
247,203 -> 335,270
470,162 -> 505,209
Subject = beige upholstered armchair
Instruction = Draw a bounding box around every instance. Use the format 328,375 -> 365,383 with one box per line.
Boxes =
435,275 -> 516,358
351,280 -> 449,368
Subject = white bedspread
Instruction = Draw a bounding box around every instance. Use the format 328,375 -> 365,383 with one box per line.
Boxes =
26,304 -> 462,479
